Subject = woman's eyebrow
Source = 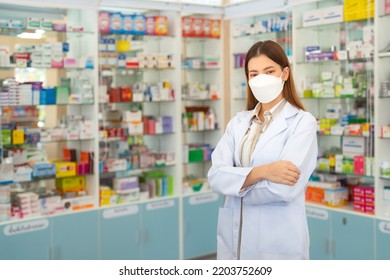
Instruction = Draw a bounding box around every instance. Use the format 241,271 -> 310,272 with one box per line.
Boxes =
262,66 -> 275,71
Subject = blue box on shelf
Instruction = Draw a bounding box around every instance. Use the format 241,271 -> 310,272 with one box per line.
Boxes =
39,88 -> 56,105
32,163 -> 56,178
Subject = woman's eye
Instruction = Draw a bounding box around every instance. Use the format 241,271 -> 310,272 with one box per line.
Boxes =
249,74 -> 257,78
266,71 -> 274,75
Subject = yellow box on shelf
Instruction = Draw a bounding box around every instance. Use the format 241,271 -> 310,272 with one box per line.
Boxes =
12,130 -> 24,145
117,40 -> 131,52
56,176 -> 86,192
344,0 -> 374,22
55,162 -> 77,177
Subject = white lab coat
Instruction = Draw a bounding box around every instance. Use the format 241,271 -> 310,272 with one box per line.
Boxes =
208,101 -> 318,260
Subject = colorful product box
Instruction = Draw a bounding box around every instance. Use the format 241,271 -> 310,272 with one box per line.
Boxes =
105,158 -> 127,172
12,130 -> 24,145
122,14 -> 133,34
325,187 -> 348,207
155,16 -> 168,36
55,162 -> 77,178
99,11 -> 111,34
210,19 -> 221,38
32,163 -> 56,178
110,12 -> 123,34
0,130 -> 11,146
146,16 -> 155,35
133,14 -> 146,35
113,176 -> 139,191
386,0 -> 390,15
182,17 -> 194,37
193,18 -> 203,37
203,19 -> 212,37
353,155 -> 365,175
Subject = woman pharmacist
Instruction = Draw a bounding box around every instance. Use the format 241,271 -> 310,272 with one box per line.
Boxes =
208,40 -> 318,260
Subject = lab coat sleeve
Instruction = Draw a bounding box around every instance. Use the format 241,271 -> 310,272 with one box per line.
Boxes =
207,118 -> 254,197
243,113 -> 318,205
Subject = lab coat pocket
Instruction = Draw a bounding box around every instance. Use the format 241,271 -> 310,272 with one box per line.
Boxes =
217,207 -> 234,260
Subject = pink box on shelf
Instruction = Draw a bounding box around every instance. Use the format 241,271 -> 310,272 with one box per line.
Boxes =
77,162 -> 89,175
353,203 -> 365,213
365,205 -> 375,214
354,155 -> 365,175
353,186 -> 366,196
364,188 -> 375,198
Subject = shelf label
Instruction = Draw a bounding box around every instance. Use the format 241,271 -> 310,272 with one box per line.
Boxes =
189,193 -> 219,205
306,207 -> 329,220
3,219 -> 49,236
379,221 -> 390,234
146,199 -> 175,211
103,205 -> 139,219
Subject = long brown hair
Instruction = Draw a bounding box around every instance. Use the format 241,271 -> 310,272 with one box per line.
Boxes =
244,40 -> 305,111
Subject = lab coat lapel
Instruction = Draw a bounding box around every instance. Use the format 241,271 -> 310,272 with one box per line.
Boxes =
250,102 -> 298,164
234,111 -> 253,167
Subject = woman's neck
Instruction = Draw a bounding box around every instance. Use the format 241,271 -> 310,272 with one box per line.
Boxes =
259,94 -> 284,116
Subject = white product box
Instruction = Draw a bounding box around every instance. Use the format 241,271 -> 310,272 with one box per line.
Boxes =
303,9 -> 322,27
79,120 -> 93,139
116,188 -> 140,203
122,110 -> 142,122
0,158 -> 13,184
106,158 -> 127,172
342,136 -> 365,157
321,5 -> 343,24
66,127 -> 80,140
122,121 -> 144,135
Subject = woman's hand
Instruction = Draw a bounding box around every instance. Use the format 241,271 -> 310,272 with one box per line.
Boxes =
263,160 -> 301,186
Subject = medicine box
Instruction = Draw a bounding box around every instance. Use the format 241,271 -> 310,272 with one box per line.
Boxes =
32,163 -> 56,178
321,5 -> 343,24
113,176 -> 139,191
56,162 -> 77,177
303,9 -> 322,27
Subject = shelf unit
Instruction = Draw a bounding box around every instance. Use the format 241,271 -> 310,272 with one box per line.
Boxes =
375,0 -> 390,219
292,0 -> 375,217
0,2 -> 100,218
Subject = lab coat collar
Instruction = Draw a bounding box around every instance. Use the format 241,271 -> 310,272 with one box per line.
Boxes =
234,102 -> 300,166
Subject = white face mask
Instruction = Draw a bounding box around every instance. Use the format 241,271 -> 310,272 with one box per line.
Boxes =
248,72 -> 285,103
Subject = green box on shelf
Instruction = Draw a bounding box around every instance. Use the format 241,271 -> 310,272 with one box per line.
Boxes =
189,149 -> 204,163
55,86 -> 70,104
60,78 -> 71,87
0,130 -> 11,146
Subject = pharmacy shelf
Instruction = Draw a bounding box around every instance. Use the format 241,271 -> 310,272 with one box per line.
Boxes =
314,169 -> 375,179
99,100 -> 174,104
305,202 -> 374,219
100,163 -> 176,177
0,103 -> 94,107
0,66 -> 93,70
233,30 -> 288,39
378,52 -> 390,58
99,133 -> 175,142
182,129 -> 220,133
182,98 -> 220,101
317,134 -> 370,138
3,138 -> 94,147
302,96 -> 369,100
99,193 -> 180,210
0,27 -> 94,36
296,58 -> 373,65
100,33 -> 175,39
